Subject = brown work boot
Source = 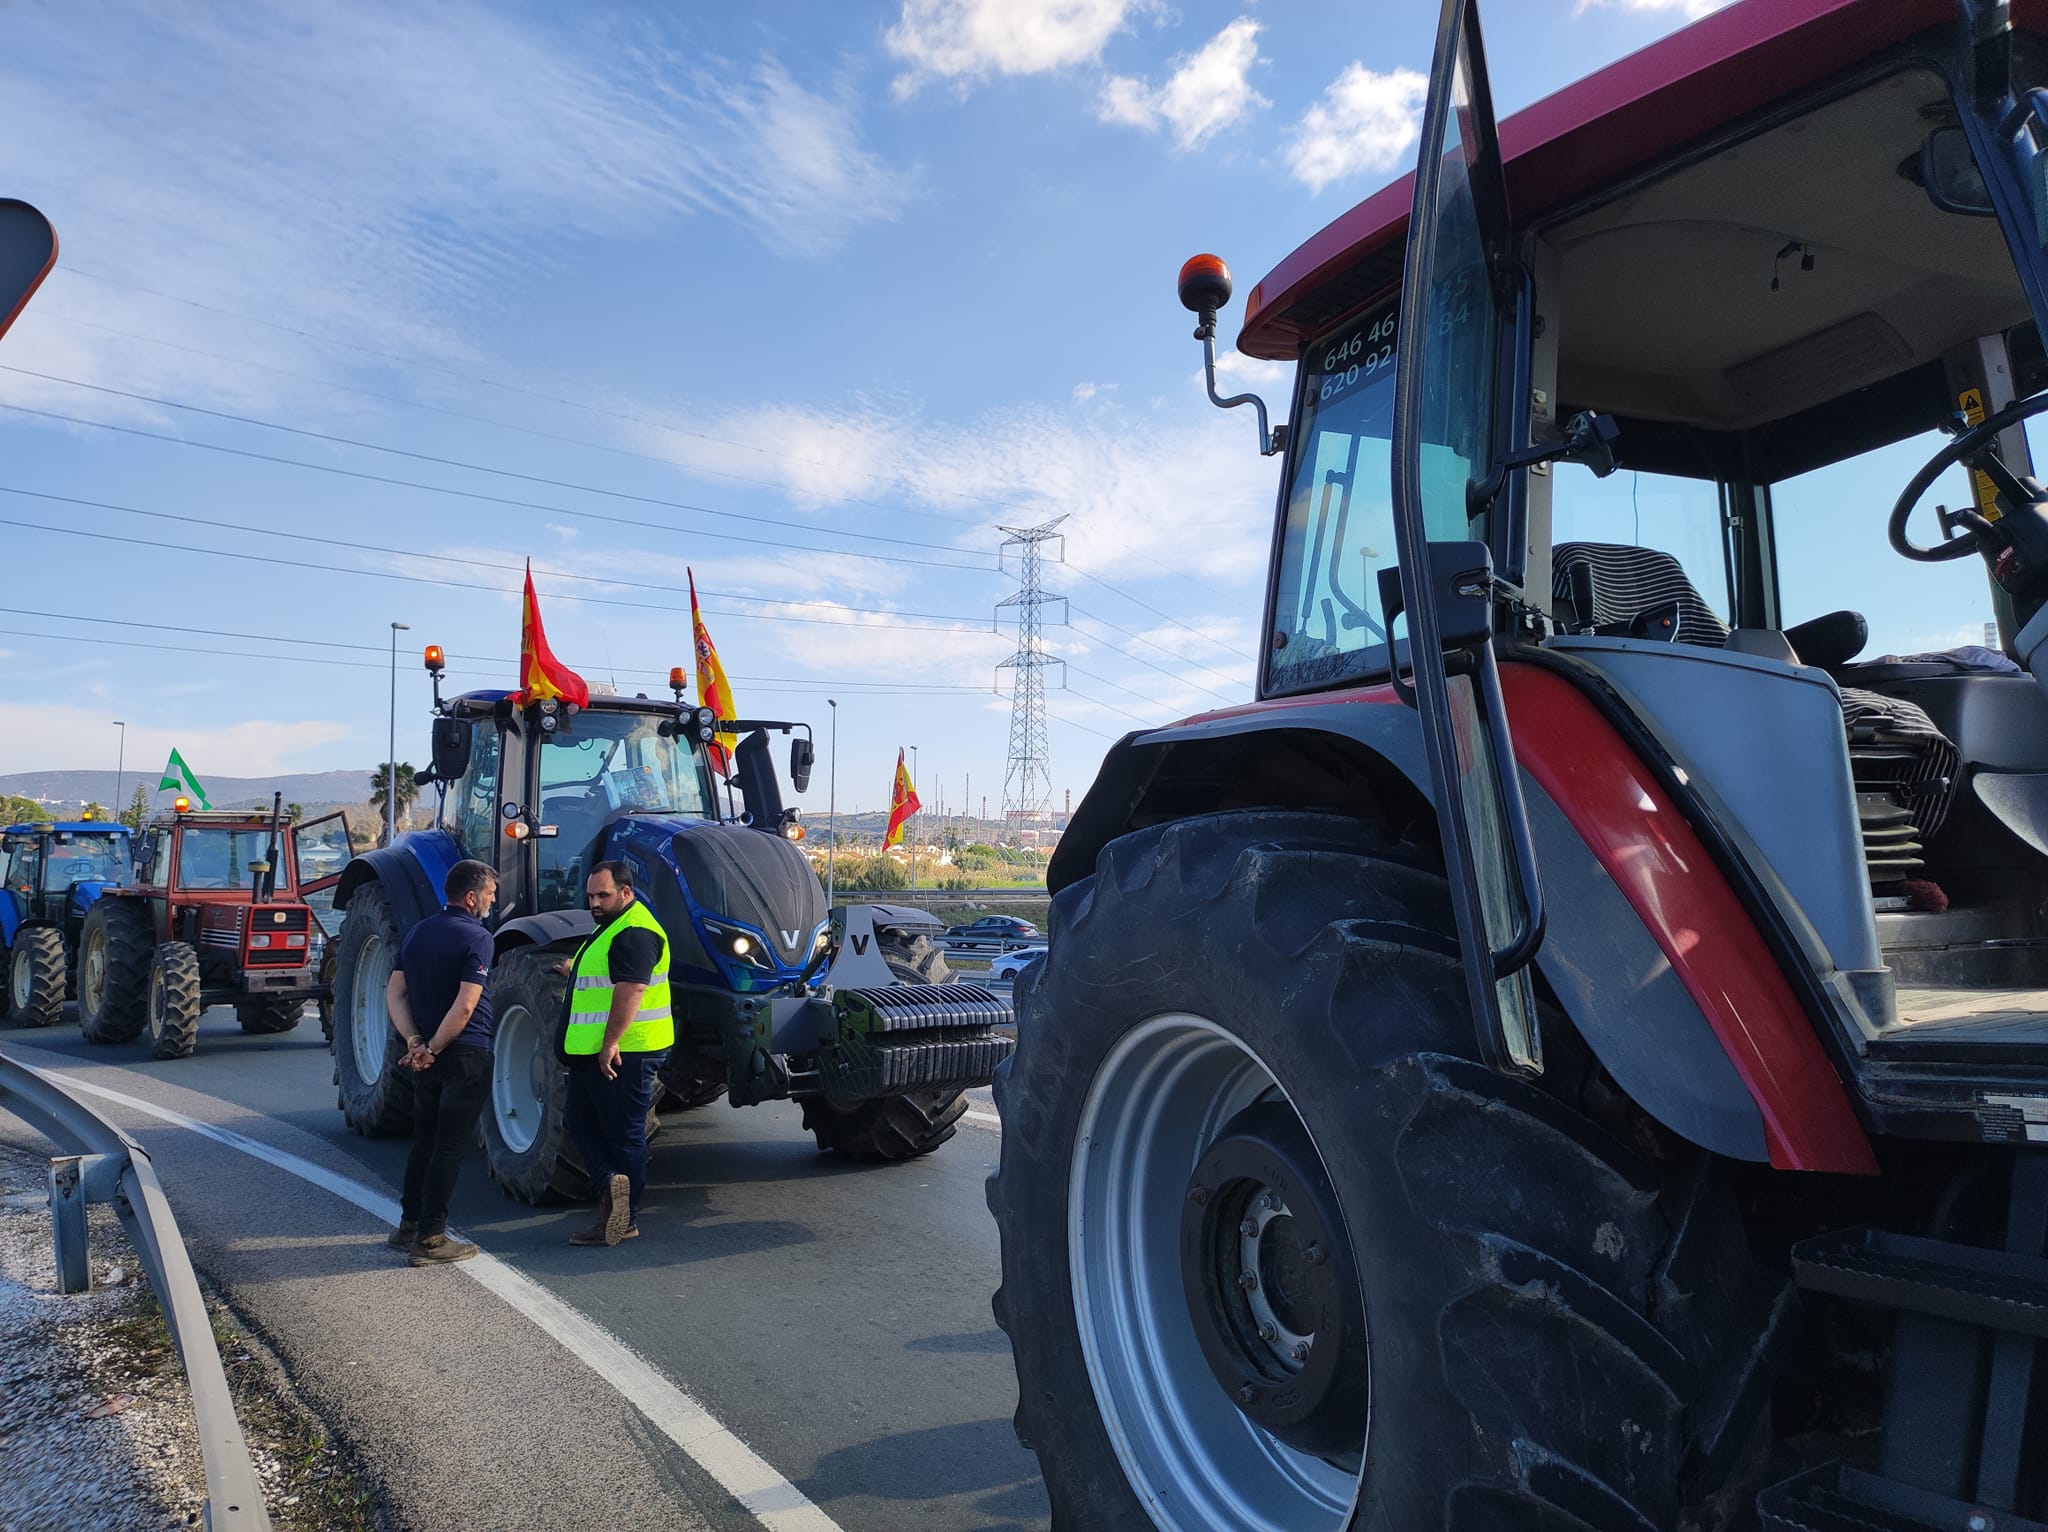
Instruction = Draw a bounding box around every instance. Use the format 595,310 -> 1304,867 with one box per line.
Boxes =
408,1234 -> 477,1266
386,1221 -> 417,1249
568,1175 -> 634,1246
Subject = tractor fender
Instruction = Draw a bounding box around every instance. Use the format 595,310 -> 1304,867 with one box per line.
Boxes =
331,836 -> 455,936
859,901 -> 946,939
492,909 -> 593,959
1050,687 -> 1791,1167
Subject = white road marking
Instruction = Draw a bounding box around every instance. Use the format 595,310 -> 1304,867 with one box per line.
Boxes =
39,1068 -> 845,1532
964,1109 -> 1001,1129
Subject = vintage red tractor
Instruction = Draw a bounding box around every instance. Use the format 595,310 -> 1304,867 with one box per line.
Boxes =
75,796 -> 353,1059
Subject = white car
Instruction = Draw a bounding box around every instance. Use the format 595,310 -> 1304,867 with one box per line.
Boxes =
987,945 -> 1047,982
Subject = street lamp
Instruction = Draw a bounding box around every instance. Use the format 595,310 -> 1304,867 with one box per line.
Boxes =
388,621 -> 410,847
825,699 -> 837,907
909,744 -> 918,890
111,721 -> 125,826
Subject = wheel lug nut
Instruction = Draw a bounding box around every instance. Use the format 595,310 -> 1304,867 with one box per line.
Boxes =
1237,1270 -> 1258,1291
1236,1383 -> 1256,1405
1258,1322 -> 1277,1343
1305,1243 -> 1325,1265
1238,1218 -> 1258,1237
1290,1341 -> 1309,1363
1261,1193 -> 1280,1213
1188,1185 -> 1210,1206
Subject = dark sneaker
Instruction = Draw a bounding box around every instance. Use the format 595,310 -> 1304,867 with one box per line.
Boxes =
604,1175 -> 631,1246
408,1234 -> 478,1266
386,1221 -> 418,1249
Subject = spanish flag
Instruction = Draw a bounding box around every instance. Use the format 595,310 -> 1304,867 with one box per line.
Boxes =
515,561 -> 589,707
884,748 -> 920,848
688,568 -> 737,775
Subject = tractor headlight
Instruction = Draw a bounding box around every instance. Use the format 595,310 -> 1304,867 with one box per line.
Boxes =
702,919 -> 776,971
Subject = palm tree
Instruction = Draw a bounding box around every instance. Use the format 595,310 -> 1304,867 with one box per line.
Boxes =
368,762 -> 417,844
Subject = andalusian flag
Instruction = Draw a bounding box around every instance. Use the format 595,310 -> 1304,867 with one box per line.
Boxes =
688,568 -> 737,776
884,749 -> 920,848
158,748 -> 210,810
515,561 -> 589,707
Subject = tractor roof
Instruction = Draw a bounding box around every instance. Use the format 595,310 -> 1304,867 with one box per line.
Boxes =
150,809 -> 284,827
1240,0 -> 2048,360
1,821 -> 130,837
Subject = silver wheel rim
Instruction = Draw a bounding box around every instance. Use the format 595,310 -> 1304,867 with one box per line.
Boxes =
9,947 -> 29,1010
349,932 -> 393,1085
147,961 -> 165,1040
1070,1013 -> 1363,1531
492,1000 -> 543,1154
81,925 -> 106,1015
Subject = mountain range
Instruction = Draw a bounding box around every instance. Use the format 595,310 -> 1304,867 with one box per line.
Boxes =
0,769 -> 375,811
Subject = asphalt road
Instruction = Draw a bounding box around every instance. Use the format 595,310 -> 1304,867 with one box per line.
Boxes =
0,1007 -> 1047,1532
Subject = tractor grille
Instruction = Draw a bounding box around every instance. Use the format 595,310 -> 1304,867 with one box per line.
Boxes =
244,904 -> 312,968
199,906 -> 244,952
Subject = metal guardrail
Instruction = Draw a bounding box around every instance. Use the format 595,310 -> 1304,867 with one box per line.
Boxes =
0,1048 -> 272,1531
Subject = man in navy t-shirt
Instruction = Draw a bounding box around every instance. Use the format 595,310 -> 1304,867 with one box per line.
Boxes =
385,858 -> 498,1265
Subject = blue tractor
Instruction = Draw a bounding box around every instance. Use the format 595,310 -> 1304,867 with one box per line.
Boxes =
1,819 -> 134,1029
330,653 -> 1013,1201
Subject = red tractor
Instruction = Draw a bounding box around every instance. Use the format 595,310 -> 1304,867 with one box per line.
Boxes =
993,1 -> 2048,1527
76,798 -> 353,1059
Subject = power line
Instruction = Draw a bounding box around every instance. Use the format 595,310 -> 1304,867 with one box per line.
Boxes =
1065,633 -> 1240,709
0,507 -> 1010,636
25,306 -> 989,525
1063,561 -> 1256,662
0,483 -> 991,626
0,364 -> 984,539
0,399 -> 994,575
1070,604 -> 1249,695
61,265 -> 1034,518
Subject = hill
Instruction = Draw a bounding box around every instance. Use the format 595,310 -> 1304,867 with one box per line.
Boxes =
0,768 -> 375,811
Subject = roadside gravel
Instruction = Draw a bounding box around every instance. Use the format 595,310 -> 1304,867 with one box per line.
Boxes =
0,1139 -> 374,1532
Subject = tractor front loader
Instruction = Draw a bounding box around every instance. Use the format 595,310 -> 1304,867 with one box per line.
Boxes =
993,2 -> 2048,1527
330,653 -> 1012,1201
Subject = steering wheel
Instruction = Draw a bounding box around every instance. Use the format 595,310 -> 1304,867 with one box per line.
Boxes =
1891,390 -> 2048,562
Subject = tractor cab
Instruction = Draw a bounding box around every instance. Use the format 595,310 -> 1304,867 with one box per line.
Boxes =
0,819 -> 133,1028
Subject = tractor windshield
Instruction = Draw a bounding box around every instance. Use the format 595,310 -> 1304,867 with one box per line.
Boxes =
177,828 -> 277,892
538,710 -> 710,820
1267,304 -> 1402,691
41,832 -> 127,889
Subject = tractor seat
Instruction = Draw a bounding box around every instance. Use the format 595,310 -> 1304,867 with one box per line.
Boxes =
1550,542 -> 1961,862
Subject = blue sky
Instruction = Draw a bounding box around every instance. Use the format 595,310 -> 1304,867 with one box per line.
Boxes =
0,0 -> 1998,817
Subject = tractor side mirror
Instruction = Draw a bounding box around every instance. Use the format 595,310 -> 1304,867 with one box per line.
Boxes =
1913,128 -> 1995,216
790,737 -> 814,794
430,717 -> 472,783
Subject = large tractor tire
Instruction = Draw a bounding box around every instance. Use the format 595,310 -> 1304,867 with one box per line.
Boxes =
316,940 -> 338,1047
989,811 -> 1789,1532
799,944 -> 969,1161
332,884 -> 414,1135
6,927 -> 67,1028
145,941 -> 203,1060
480,947 -> 585,1204
236,996 -> 305,1034
77,900 -> 152,1044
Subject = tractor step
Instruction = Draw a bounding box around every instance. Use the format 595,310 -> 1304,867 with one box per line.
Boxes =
1758,1463 -> 2048,1532
1791,1227 -> 2048,1338
817,1030 -> 1016,1101
834,982 -> 1014,1035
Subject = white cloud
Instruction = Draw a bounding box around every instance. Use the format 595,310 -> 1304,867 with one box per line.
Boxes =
1575,0 -> 1732,17
1285,63 -> 1428,192
0,704 -> 350,778
1206,351 -> 1290,389
887,0 -> 1149,95
0,3 -> 913,431
1072,381 -> 1118,401
1096,18 -> 1267,151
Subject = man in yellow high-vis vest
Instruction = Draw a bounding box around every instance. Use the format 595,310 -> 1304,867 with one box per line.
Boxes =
554,859 -> 673,1246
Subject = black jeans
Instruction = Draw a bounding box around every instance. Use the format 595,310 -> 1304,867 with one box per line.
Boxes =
399,1046 -> 492,1239
563,1049 -> 668,1220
